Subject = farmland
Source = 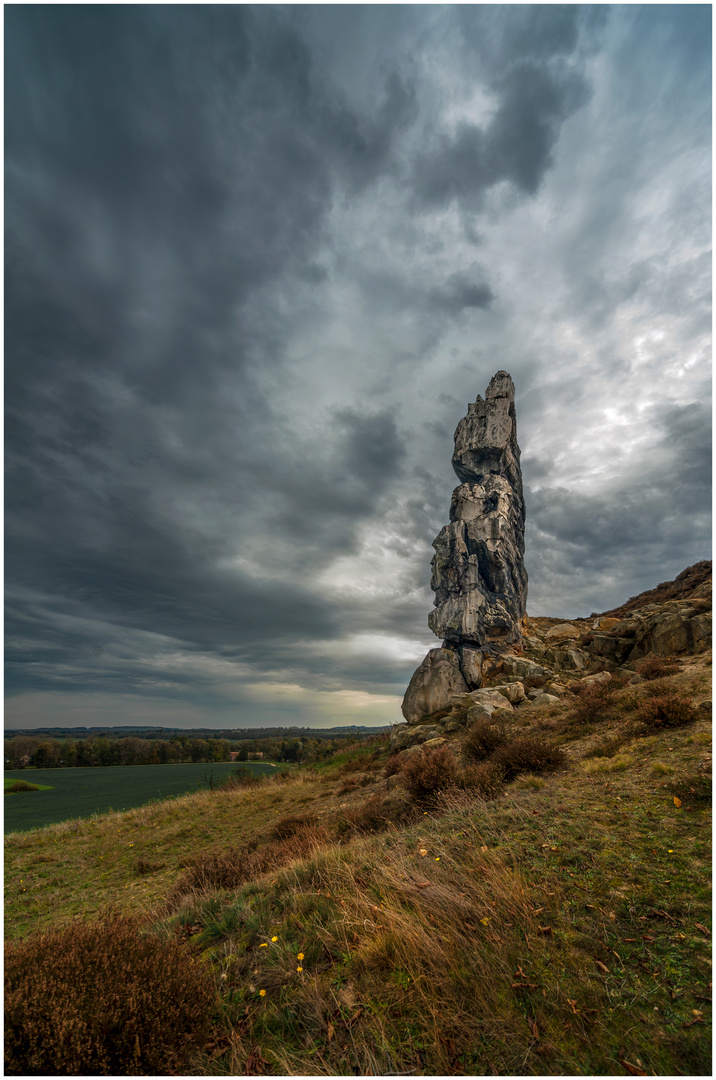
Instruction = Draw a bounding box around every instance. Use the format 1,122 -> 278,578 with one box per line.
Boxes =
3,761 -> 276,834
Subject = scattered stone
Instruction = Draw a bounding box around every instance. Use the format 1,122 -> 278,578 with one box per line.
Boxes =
500,654 -> 549,679
544,622 -> 582,642
592,617 -> 621,631
466,688 -> 515,710
493,682 -> 526,705
465,704 -> 495,725
527,693 -> 561,708
581,671 -> 612,686
697,699 -> 712,714
492,706 -> 516,721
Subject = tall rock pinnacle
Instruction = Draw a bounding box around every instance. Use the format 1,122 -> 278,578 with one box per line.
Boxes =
402,372 -> 528,723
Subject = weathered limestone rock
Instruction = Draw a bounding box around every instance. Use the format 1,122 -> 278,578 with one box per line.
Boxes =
429,372 -> 528,654
402,372 -> 528,723
401,648 -> 468,723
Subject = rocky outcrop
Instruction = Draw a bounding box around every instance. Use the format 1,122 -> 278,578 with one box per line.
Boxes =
393,561 -> 711,754
401,648 -> 468,724
402,372 -> 528,724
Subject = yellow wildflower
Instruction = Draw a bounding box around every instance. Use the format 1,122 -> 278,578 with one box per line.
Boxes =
259,943 -> 268,948
297,966 -> 303,973
271,936 -> 278,942
259,989 -> 266,997
297,952 -> 304,960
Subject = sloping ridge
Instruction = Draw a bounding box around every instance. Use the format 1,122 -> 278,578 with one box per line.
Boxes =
595,560 -> 712,618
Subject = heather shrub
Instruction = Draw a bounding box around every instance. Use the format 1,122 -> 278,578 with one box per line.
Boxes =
634,656 -> 680,680
5,914 -> 216,1076
399,745 -> 459,805
491,737 -> 565,781
568,675 -> 629,723
462,718 -> 507,762
384,753 -> 404,778
458,761 -> 507,798
636,691 -> 700,730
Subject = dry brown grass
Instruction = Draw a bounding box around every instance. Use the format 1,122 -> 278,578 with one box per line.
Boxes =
171,825 -> 332,899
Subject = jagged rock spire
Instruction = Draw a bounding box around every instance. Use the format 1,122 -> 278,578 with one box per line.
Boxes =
402,372 -> 528,722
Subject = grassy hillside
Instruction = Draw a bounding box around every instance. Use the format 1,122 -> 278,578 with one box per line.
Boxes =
5,654 -> 711,1075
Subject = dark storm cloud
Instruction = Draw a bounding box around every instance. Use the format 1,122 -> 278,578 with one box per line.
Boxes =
411,58 -> 589,208
5,4 -> 421,708
427,273 -> 494,314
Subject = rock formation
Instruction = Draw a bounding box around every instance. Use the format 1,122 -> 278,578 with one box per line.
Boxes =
403,371 -> 528,723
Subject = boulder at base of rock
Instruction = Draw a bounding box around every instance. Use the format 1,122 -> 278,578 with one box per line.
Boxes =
401,648 -> 468,723
460,646 -> 484,689
465,703 -> 495,725
465,688 -> 515,711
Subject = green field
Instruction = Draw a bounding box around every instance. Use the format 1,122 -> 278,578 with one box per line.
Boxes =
3,762 -> 276,834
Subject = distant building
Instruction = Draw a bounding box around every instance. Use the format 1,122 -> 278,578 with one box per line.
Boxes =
247,752 -> 264,760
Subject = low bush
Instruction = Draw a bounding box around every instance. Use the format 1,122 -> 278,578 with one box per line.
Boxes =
399,745 -> 459,806
384,754 -> 404,778
636,691 -> 700,730
634,656 -> 680,680
222,768 -> 267,790
568,675 -> 630,723
491,737 -> 565,781
458,761 -> 507,799
462,718 -> 507,762
4,913 -> 216,1075
5,780 -> 40,794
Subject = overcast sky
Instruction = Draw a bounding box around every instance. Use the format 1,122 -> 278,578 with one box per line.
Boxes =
5,5 -> 711,731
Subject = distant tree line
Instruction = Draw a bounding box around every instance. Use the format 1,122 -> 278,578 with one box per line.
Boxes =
4,734 -> 354,770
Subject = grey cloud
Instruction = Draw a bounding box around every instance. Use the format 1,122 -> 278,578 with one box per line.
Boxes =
412,59 -> 590,207
427,272 -> 494,313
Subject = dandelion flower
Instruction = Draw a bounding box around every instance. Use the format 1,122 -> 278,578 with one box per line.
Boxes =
259,989 -> 266,997
297,966 -> 303,973
271,936 -> 278,942
259,943 -> 268,948
435,857 -> 440,861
